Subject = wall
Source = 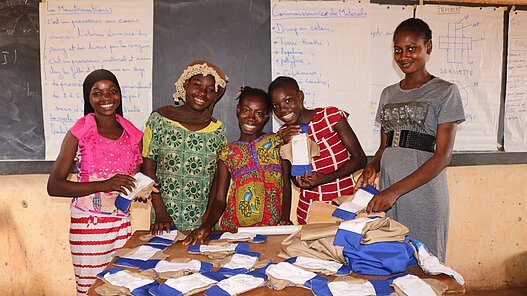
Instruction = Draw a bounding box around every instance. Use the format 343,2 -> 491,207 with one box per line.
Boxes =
0,165 -> 526,294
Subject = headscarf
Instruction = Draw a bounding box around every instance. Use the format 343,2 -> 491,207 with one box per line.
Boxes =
156,60 -> 228,125
83,69 -> 123,116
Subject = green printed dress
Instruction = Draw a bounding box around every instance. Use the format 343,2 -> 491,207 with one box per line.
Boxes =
142,112 -> 227,231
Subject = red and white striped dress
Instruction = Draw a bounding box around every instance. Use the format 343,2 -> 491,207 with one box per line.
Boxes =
69,114 -> 143,295
294,107 -> 356,224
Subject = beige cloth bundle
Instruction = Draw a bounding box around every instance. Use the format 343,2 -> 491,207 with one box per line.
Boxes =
279,214 -> 409,263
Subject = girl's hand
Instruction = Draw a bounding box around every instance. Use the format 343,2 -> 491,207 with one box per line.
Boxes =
182,226 -> 212,245
365,189 -> 399,213
150,207 -> 175,235
354,165 -> 377,191
133,185 -> 160,203
295,171 -> 325,189
101,174 -> 136,194
282,125 -> 302,143
133,196 -> 149,203
278,219 -> 293,225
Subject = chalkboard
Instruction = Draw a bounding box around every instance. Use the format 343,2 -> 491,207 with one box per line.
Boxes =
0,0 -> 44,160
153,0 -> 272,141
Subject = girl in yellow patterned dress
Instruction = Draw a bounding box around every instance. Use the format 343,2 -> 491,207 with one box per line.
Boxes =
183,87 -> 292,245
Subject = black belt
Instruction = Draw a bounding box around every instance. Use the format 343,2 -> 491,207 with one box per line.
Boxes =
386,130 -> 436,153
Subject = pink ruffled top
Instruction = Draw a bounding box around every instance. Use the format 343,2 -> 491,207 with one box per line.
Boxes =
70,113 -> 143,216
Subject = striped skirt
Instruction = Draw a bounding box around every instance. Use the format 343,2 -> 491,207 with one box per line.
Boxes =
69,209 -> 131,295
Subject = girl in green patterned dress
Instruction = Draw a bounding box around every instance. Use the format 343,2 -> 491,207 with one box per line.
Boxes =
142,60 -> 229,233
183,87 -> 292,245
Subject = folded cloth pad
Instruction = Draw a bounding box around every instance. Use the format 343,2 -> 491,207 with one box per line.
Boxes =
96,267 -> 159,296
388,274 -> 447,296
280,123 -> 320,176
139,225 -> 186,245
216,251 -> 262,275
148,272 -> 226,296
205,269 -> 268,296
284,256 -> 352,276
187,242 -> 250,259
413,242 -> 465,285
327,277 -> 393,296
333,216 -> 383,250
332,185 -> 379,220
115,172 -> 156,212
333,215 -> 409,250
113,244 -> 169,269
137,258 -> 213,278
209,232 -> 267,243
261,262 -> 331,296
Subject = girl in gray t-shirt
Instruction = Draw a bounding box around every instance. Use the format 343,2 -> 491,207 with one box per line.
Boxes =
355,18 -> 465,262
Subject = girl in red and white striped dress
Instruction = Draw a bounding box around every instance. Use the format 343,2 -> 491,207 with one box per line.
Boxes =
269,76 -> 367,224
47,69 -> 145,295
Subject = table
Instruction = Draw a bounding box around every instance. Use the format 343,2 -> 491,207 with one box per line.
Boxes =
87,230 -> 465,295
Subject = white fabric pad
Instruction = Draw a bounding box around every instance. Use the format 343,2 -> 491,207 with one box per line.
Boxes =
223,253 -> 258,270
338,188 -> 376,213
219,232 -> 256,241
126,245 -> 163,260
291,133 -> 310,165
120,172 -> 154,200
266,262 -> 316,285
217,274 -> 265,295
104,270 -> 154,291
293,257 -> 343,274
338,217 -> 379,234
328,280 -> 376,296
199,244 -> 238,253
155,229 -> 179,241
392,274 -> 436,296
417,245 -> 465,285
164,273 -> 218,294
155,259 -> 202,273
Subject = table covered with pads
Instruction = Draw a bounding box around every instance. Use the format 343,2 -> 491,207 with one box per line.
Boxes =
87,226 -> 465,296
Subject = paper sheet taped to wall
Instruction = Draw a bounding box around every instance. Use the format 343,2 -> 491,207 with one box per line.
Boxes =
40,0 -> 153,159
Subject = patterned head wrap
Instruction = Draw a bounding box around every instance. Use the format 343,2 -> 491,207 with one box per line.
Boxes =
173,60 -> 229,102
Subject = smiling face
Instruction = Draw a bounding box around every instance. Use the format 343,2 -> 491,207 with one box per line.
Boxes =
393,28 -> 431,77
89,80 -> 121,116
237,95 -> 269,141
183,74 -> 221,112
270,85 -> 304,125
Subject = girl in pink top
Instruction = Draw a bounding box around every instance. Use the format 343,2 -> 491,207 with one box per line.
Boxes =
47,69 -> 144,295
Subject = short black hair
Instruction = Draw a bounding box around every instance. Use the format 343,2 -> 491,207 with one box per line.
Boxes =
393,18 -> 432,44
236,86 -> 271,113
268,76 -> 300,95
83,69 -> 123,116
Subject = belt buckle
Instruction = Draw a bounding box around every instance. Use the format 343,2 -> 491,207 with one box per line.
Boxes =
393,130 -> 401,147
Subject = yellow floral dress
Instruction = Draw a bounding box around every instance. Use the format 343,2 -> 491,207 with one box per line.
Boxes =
218,132 -> 283,231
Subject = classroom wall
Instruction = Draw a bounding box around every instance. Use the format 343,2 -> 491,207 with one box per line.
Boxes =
0,165 -> 525,294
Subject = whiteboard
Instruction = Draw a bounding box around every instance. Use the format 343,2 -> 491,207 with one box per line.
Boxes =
271,2 -> 505,154
40,0 -> 153,159
271,1 -> 412,154
367,4 -> 414,152
504,10 -> 527,152
416,5 -> 503,151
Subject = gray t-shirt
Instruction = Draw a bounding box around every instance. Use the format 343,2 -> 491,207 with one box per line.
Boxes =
374,77 -> 465,262
376,77 -> 465,135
